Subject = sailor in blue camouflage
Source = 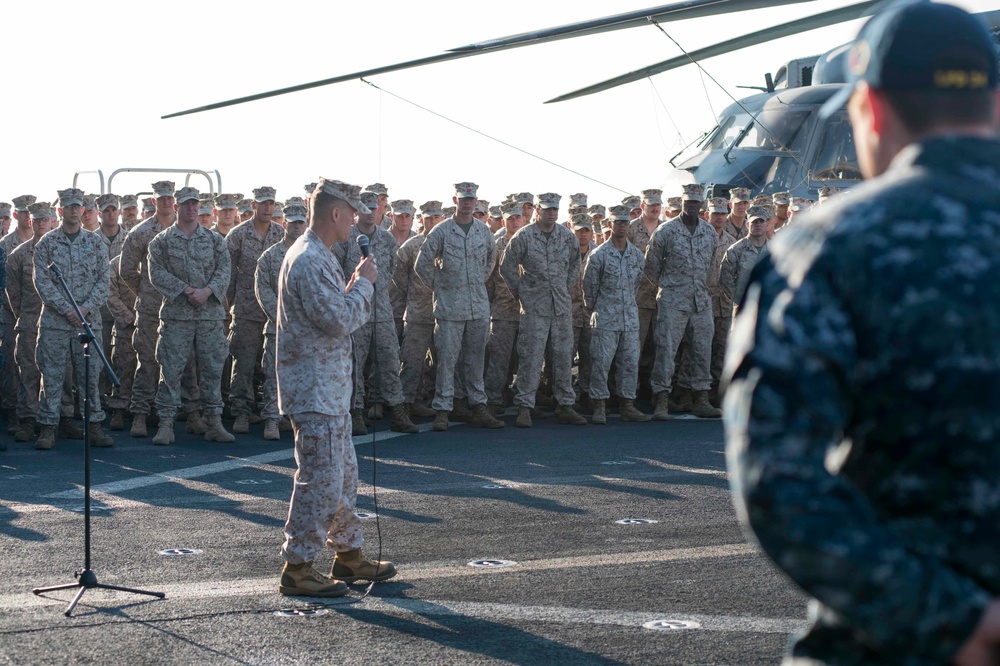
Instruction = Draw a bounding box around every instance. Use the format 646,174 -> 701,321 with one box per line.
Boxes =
725,3 -> 1000,662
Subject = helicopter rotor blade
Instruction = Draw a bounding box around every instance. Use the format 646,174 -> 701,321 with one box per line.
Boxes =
545,0 -> 881,104
162,0 -> 818,118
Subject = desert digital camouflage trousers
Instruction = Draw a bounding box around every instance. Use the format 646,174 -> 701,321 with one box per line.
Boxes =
485,320 -> 518,405
589,328 -> 641,400
154,319 -> 228,420
108,325 -> 136,411
100,317 -> 114,398
711,314 -> 730,389
638,306 -> 657,367
36,326 -> 105,426
352,319 -> 405,409
431,319 -> 489,411
229,319 -> 264,417
2,322 -> 18,411
514,313 -> 575,409
261,333 -> 279,421
651,305 -> 714,395
14,329 -> 39,419
130,312 -> 160,415
281,413 -> 364,565
573,325 -> 592,395
399,321 -> 434,405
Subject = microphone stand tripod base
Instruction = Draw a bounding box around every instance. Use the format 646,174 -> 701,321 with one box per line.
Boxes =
33,569 -> 165,617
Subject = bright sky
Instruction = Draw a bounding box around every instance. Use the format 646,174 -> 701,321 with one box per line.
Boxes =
3,0 -> 996,212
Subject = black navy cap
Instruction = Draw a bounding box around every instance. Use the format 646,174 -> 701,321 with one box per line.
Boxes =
820,0 -> 998,119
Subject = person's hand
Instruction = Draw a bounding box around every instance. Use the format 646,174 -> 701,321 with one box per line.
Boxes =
65,310 -> 83,327
954,599 -> 1000,666
78,307 -> 90,320
186,287 -> 212,306
355,256 -> 378,287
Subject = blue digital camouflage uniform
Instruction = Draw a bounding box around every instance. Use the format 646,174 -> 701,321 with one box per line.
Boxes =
724,137 -> 1000,664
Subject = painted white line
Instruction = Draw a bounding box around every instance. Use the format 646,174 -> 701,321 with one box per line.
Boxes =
43,423 -> 436,500
0,543 -> 758,611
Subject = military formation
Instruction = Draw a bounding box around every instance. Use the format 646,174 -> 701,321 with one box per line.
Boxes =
0,179 -> 829,451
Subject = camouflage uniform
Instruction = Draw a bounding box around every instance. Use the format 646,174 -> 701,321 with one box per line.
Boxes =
33,228 -> 109,426
719,237 -> 770,317
583,241 -> 645,400
333,226 -> 404,409
226,219 -> 284,417
725,136 -> 1000,664
98,226 -> 127,396
570,245 -> 594,397
499,223 -> 580,408
722,215 -> 747,241
485,227 -> 519,405
278,228 -> 372,565
107,254 -> 136,411
148,225 -> 230,420
627,217 -> 662,363
643,218 -> 717,394
705,227 -> 740,390
6,240 -> 42,420
254,241 -> 288,423
394,234 -> 435,404
0,231 -> 28,413
414,218 -> 495,411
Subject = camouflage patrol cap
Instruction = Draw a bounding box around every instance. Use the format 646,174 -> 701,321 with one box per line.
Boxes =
28,201 -> 54,220
365,183 -> 388,196
641,189 -> 663,205
474,200 -> 489,215
304,182 -> 318,196
142,197 -> 156,214
454,182 -> 479,199
729,187 -> 751,202
747,204 -> 775,221
512,192 -> 534,205
285,196 -> 305,208
317,178 -> 370,214
442,206 -> 456,217
284,205 -> 307,223
214,193 -> 242,210
198,197 -> 215,216
790,197 -> 813,212
0,203 -> 10,218
500,201 -> 522,218
272,201 -> 285,217
359,191 -> 380,211
391,199 -> 416,216
174,186 -> 200,204
818,186 -> 840,201
589,204 -> 606,218
253,186 -> 276,203
751,195 -> 773,207
96,193 -> 120,211
57,188 -> 85,207
12,195 -> 36,212
82,194 -> 98,210
666,197 -> 682,212
536,192 -> 561,209
489,205 -> 503,219
621,195 -> 641,210
570,213 -> 593,232
420,200 -> 444,217
120,194 -> 139,209
237,199 -> 254,214
568,206 -> 587,217
773,191 -> 791,206
569,193 -> 588,208
607,205 -> 631,222
707,197 -> 729,214
152,181 -> 175,198
682,183 -> 706,202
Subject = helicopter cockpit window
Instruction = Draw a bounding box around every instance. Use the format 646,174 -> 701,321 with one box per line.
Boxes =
810,110 -> 861,182
736,109 -> 811,151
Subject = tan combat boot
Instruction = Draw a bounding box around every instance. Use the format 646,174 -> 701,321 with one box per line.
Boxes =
278,417 -> 293,432
407,402 -> 436,418
691,391 -> 723,419
620,399 -> 652,422
675,388 -> 694,414
432,410 -> 449,432
90,423 -> 114,448
591,399 -> 607,425
232,413 -> 250,434
331,548 -> 398,583
279,562 -> 349,597
390,404 -> 419,434
263,419 -> 280,440
185,411 -> 208,435
58,419 -> 85,440
450,399 -> 472,423
108,409 -> 125,431
130,413 -> 148,438
35,425 -> 56,450
516,406 -> 532,428
469,404 -> 504,429
367,402 -> 384,420
351,409 -> 368,436
151,419 -> 175,446
15,417 -> 36,442
653,392 -> 671,421
556,405 -> 588,425
204,414 -> 235,443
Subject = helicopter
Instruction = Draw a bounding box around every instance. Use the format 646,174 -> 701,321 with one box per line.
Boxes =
162,0 -> 1000,201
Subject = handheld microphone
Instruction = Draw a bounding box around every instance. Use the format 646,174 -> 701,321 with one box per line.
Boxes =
357,234 -> 370,259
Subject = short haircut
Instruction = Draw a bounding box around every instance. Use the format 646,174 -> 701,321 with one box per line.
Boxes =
312,190 -> 345,221
883,89 -> 995,135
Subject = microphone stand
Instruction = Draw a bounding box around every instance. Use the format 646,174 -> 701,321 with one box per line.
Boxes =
32,263 -> 165,616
